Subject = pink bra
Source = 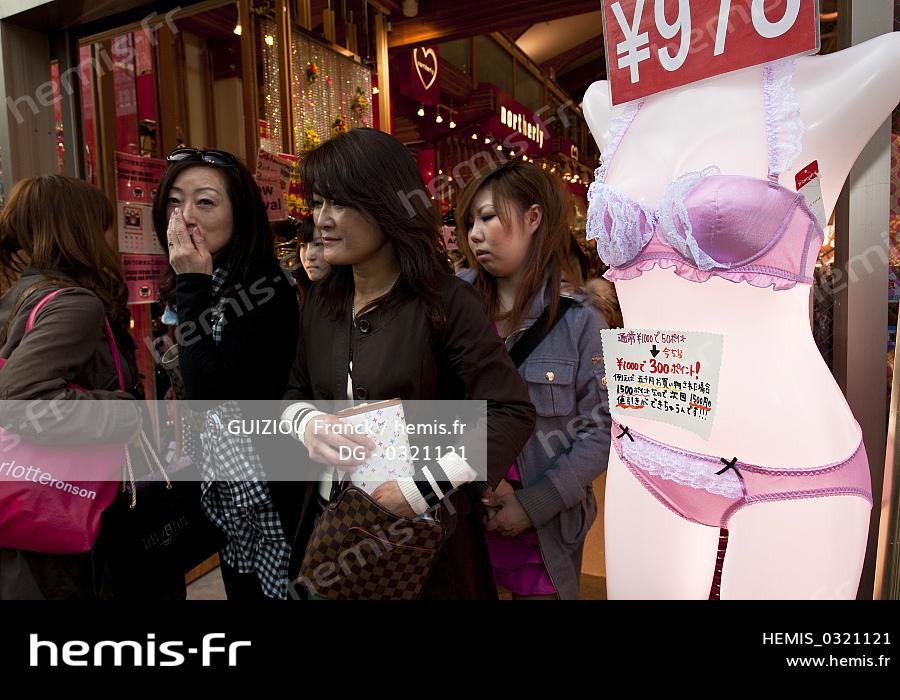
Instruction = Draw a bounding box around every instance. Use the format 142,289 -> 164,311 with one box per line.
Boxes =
586,59 -> 823,291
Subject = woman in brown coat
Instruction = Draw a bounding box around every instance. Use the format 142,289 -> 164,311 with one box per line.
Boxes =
0,175 -> 142,599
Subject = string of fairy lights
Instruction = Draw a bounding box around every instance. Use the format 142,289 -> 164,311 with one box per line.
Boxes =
256,12 -> 373,158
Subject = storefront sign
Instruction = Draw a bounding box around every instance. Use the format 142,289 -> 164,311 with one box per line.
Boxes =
414,47 -> 438,91
117,202 -> 164,255
485,95 -> 552,158
115,153 -> 166,255
498,104 -> 546,150
258,178 -> 287,220
123,254 -> 168,305
256,149 -> 294,221
601,328 -> 724,439
603,0 -> 820,105
397,45 -> 441,105
257,149 -> 293,181
115,152 -> 166,205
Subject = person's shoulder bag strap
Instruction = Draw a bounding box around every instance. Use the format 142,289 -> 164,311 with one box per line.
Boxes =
0,280 -> 62,352
507,296 -> 576,368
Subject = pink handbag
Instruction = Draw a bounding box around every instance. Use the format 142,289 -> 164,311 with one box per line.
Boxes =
0,288 -> 127,554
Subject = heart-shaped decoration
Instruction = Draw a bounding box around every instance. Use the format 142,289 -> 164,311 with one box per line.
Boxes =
413,47 -> 438,91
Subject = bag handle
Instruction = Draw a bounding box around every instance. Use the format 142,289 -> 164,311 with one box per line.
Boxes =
123,430 -> 173,510
26,288 -> 126,392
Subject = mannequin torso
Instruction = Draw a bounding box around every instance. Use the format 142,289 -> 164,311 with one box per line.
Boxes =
582,33 -> 900,599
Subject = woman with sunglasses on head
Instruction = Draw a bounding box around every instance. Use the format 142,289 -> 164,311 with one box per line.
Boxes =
455,160 -> 611,600
280,128 -> 535,599
153,148 -> 301,600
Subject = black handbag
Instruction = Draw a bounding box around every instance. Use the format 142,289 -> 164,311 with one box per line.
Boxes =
100,430 -> 222,600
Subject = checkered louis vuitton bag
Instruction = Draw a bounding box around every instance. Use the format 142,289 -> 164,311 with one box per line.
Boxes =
297,481 -> 445,600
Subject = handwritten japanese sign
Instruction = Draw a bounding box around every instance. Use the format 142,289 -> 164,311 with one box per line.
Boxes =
601,328 -> 724,438
602,0 -> 820,105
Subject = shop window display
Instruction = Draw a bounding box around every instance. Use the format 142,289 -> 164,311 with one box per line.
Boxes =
584,33 -> 900,600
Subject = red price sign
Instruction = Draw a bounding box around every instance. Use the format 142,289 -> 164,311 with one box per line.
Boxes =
603,0 -> 820,105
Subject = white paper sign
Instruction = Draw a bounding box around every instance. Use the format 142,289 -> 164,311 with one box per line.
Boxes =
117,202 -> 165,255
601,328 -> 724,439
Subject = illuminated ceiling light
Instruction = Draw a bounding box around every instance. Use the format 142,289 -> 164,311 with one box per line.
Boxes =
509,150 -> 515,157
471,133 -> 478,140
233,23 -> 242,36
417,105 -> 425,117
436,113 -> 443,124
438,169 -> 443,174
484,137 -> 491,144
373,86 -> 380,95
449,120 -> 456,129
496,145 -> 502,151
264,34 -> 275,46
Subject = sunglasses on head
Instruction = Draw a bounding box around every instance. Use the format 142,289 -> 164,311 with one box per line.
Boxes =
166,147 -> 240,168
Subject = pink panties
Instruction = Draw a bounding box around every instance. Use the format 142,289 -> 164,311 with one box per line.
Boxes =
611,421 -> 872,598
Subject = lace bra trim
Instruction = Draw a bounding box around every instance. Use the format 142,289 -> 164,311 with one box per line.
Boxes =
763,58 -> 805,177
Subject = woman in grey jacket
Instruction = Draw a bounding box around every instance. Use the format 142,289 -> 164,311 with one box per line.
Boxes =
456,160 -> 612,600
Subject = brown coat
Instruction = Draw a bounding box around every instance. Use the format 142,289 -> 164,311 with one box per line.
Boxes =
283,272 -> 536,598
0,267 -> 141,443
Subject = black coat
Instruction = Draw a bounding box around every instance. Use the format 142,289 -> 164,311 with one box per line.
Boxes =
283,272 -> 536,599
176,264 -> 303,547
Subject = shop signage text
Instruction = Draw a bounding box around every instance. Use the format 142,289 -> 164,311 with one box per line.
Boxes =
603,0 -> 819,105
499,105 -> 545,149
398,45 -> 441,105
414,47 -> 438,91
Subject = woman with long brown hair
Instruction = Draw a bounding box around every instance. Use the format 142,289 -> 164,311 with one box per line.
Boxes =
0,175 -> 142,599
456,160 -> 611,600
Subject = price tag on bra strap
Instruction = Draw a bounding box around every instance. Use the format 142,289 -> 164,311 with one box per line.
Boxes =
603,0 -> 821,106
795,160 -> 827,231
